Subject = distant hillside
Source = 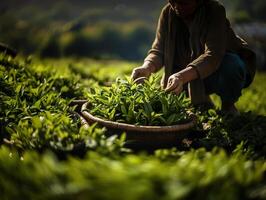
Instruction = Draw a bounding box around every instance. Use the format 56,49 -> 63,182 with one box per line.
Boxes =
0,0 -> 166,59
1,0 -> 266,68
0,0 -> 165,24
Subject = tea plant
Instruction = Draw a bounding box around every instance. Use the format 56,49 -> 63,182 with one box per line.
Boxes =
1,55 -> 266,200
0,54 -> 126,156
0,146 -> 265,200
86,76 -> 193,126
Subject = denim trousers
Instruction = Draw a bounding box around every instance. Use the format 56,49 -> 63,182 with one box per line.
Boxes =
204,53 -> 247,104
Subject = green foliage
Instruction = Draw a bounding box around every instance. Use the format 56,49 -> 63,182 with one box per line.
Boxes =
0,55 -> 266,199
220,0 -> 266,22
0,1 -> 160,59
0,146 -> 265,200
0,54 -> 126,155
192,111 -> 265,159
2,0 -> 266,61
66,58 -> 135,85
237,73 -> 266,115
86,76 -> 192,126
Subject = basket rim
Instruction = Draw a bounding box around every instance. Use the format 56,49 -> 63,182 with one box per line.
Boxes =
81,102 -> 197,133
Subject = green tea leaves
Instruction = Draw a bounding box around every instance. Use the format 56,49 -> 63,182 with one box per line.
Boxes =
87,75 -> 192,126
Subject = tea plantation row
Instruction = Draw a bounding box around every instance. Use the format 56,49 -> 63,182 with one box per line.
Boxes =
0,54 -> 265,199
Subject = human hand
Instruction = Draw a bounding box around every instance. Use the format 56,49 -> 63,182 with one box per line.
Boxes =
165,73 -> 184,95
131,62 -> 154,84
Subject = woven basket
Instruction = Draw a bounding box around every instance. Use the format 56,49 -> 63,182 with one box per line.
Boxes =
81,102 -> 197,149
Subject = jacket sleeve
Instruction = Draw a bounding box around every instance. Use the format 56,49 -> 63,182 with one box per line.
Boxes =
144,5 -> 168,71
188,4 -> 227,79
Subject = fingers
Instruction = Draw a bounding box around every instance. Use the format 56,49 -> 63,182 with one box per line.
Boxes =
134,77 -> 147,84
166,82 -> 183,95
165,75 -> 184,95
131,66 -> 151,81
131,67 -> 145,80
131,69 -> 140,80
165,77 -> 179,92
171,84 -> 183,95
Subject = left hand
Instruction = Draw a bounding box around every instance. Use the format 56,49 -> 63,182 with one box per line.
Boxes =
165,73 -> 184,95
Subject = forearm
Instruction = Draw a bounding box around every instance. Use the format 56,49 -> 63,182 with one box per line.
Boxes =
175,66 -> 199,84
187,53 -> 223,79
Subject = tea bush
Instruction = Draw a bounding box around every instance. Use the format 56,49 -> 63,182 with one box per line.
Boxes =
0,54 -> 126,156
0,54 -> 265,199
0,146 -> 265,200
86,76 -> 192,126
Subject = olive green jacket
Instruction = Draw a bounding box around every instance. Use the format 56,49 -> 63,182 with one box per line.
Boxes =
144,0 -> 256,105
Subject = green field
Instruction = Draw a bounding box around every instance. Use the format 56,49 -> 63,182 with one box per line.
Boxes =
0,54 -> 266,200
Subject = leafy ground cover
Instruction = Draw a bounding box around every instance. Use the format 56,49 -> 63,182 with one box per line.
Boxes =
0,54 -> 265,199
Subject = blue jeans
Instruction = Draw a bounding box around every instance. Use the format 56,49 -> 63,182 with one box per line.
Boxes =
204,53 -> 247,104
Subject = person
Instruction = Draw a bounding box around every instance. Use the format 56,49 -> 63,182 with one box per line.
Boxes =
131,0 -> 256,114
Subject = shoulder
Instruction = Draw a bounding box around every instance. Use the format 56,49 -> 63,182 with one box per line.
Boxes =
160,3 -> 172,16
158,3 -> 174,23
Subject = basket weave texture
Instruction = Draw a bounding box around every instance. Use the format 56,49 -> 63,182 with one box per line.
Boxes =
81,102 -> 197,147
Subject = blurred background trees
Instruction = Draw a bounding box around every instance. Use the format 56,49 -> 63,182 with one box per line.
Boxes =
0,0 -> 266,69
220,0 -> 266,23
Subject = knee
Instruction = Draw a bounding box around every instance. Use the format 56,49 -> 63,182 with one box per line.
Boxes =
219,53 -> 246,82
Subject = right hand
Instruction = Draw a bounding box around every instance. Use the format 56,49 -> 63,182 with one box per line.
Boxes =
165,73 -> 184,96
131,64 -> 154,83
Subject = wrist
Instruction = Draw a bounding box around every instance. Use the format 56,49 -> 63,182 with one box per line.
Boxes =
176,66 -> 198,84
173,73 -> 184,85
